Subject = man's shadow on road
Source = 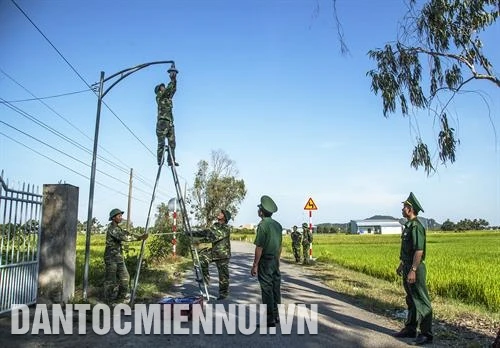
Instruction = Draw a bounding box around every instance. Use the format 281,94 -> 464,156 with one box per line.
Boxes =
170,249 -> 406,346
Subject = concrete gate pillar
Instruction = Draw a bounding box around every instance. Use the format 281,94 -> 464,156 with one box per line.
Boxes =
38,184 -> 79,304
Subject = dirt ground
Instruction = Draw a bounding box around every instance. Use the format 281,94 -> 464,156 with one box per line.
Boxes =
0,241 -> 496,347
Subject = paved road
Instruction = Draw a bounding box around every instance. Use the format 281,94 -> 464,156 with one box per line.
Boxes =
0,241 -> 418,347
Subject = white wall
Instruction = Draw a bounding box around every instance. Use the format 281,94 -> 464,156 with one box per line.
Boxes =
380,226 -> 403,234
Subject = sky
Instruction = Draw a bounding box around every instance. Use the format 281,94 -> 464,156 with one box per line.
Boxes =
1,0 -> 499,229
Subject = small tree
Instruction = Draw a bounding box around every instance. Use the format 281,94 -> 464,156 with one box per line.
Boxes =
189,150 -> 247,227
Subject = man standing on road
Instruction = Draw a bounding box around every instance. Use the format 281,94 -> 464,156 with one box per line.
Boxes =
302,222 -> 313,265
393,192 -> 433,346
155,65 -> 179,166
104,208 -> 148,304
189,209 -> 232,300
290,225 -> 302,263
251,195 -> 282,327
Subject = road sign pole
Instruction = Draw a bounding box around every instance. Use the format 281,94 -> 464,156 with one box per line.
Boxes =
303,197 -> 318,262
309,210 -> 313,260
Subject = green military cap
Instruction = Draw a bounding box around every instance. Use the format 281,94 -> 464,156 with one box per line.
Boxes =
221,209 -> 231,223
154,83 -> 165,94
109,208 -> 124,221
302,222 -> 308,229
402,192 -> 424,214
258,195 -> 278,213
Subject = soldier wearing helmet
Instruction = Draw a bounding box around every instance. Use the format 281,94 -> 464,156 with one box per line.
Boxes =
104,208 -> 148,303
188,209 -> 232,300
155,64 -> 179,166
251,195 -> 283,327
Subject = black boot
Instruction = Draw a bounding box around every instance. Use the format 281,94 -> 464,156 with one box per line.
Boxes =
168,148 -> 179,166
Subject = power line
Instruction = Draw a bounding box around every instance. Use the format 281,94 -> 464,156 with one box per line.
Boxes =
0,98 -> 171,200
1,98 -> 94,156
10,0 -> 94,92
0,130 -> 147,203
0,68 -> 142,176
0,119 -> 154,197
8,0 -> 176,201
10,0 -> 156,158
0,89 -> 90,103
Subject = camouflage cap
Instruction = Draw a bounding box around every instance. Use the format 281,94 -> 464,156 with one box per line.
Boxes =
402,192 -> 424,214
154,83 -> 165,94
258,195 -> 278,213
109,208 -> 124,221
302,222 -> 308,229
221,209 -> 231,223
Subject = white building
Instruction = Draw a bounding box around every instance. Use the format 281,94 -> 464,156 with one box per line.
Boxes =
350,219 -> 402,235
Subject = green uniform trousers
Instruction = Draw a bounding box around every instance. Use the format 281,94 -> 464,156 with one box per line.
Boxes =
402,263 -> 433,336
292,242 -> 301,262
302,243 -> 310,264
104,255 -> 129,302
156,119 -> 176,165
199,249 -> 230,297
258,255 -> 281,324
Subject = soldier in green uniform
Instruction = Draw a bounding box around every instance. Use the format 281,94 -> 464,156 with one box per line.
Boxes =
189,209 -> 232,300
302,222 -> 313,265
393,193 -> 433,346
290,225 -> 302,263
155,65 -> 179,166
104,208 -> 148,303
251,195 -> 282,327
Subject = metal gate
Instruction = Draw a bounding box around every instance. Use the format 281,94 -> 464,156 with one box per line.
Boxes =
0,171 -> 42,314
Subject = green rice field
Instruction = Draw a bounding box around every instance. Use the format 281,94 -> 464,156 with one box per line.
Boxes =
283,231 -> 500,312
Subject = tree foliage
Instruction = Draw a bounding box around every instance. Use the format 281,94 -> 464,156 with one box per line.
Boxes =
441,217 -> 490,231
367,0 -> 499,174
189,150 -> 247,227
147,202 -> 190,261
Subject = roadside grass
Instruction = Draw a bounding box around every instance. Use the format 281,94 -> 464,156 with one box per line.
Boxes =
283,232 -> 500,312
281,232 -> 500,343
73,234 -> 192,304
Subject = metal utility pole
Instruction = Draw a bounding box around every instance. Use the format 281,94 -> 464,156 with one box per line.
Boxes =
83,60 -> 176,302
126,168 -> 133,231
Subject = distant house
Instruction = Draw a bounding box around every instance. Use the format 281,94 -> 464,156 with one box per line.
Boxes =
350,219 -> 402,235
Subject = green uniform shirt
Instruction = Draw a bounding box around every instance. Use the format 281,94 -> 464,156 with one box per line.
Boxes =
105,221 -> 139,259
254,217 -> 283,257
156,80 -> 176,121
291,230 -> 302,244
400,218 -> 426,263
302,229 -> 313,246
191,222 -> 231,260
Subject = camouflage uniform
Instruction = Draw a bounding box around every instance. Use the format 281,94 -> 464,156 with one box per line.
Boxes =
156,77 -> 177,165
190,220 -> 231,299
290,226 -> 302,263
302,223 -> 313,265
104,220 -> 141,302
